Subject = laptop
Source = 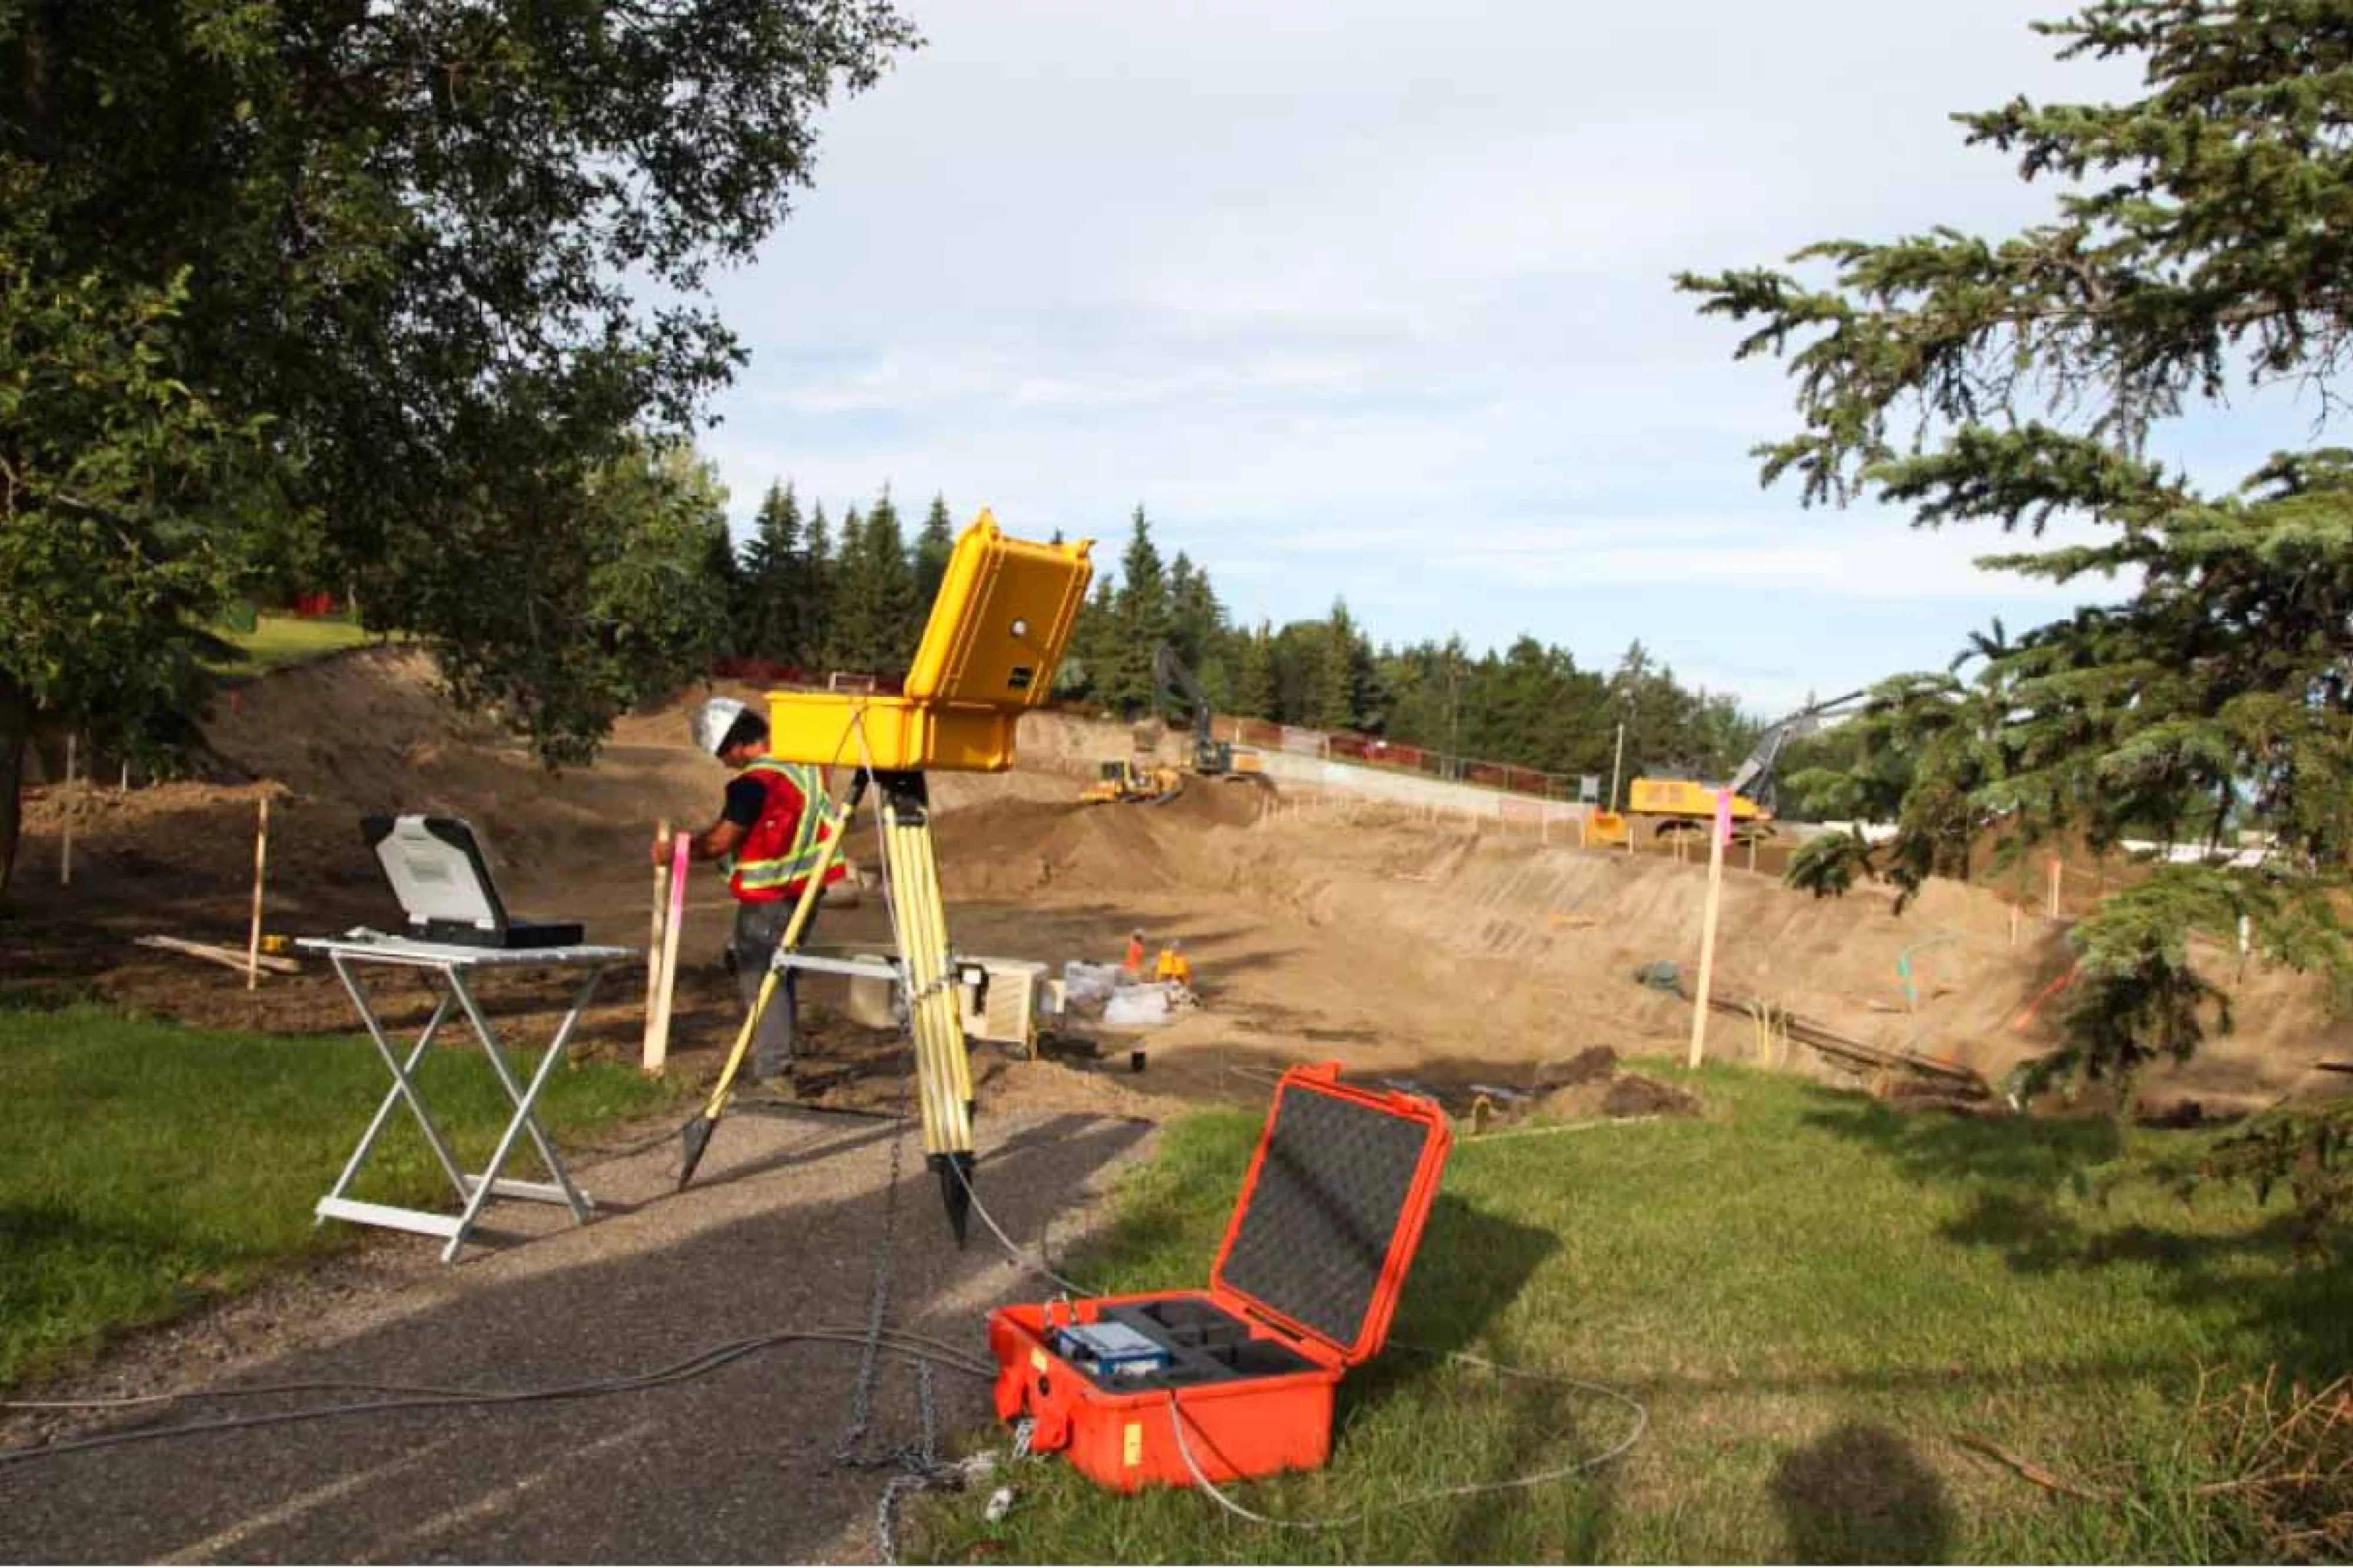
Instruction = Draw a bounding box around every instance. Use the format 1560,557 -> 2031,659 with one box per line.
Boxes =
360,815 -> 585,949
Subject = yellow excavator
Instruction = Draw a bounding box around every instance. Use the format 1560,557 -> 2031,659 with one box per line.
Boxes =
1588,690 -> 1863,846
1078,645 -> 1269,805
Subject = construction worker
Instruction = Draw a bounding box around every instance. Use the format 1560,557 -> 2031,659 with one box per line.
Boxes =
1124,928 -> 1147,976
654,697 -> 846,1085
1154,940 -> 1192,990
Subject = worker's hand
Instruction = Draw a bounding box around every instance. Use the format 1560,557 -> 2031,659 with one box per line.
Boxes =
650,829 -> 672,868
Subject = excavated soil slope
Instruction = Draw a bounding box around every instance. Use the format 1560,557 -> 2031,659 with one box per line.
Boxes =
10,648 -> 2345,1116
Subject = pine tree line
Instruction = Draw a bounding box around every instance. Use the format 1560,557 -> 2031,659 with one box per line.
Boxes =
721,485 -> 1764,788
719,482 -> 955,674
1052,505 -> 1767,789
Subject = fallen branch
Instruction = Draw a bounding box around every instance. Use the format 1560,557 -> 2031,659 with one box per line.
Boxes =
136,935 -> 301,976
1954,1433 -> 2121,1502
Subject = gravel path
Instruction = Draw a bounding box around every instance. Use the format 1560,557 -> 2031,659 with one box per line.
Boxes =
1,1104 -> 1153,1563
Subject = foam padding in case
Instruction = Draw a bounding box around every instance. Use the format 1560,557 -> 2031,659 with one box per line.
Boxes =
1218,1084 -> 1434,1350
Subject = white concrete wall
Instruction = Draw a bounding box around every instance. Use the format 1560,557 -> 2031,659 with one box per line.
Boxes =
1255,748 -> 1587,824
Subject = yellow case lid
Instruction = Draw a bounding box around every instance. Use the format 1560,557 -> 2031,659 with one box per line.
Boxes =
902,512 -> 1094,709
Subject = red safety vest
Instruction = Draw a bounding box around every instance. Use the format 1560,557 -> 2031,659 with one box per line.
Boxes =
727,759 -> 849,903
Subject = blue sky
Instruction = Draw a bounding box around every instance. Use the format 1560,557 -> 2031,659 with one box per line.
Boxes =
694,0 -> 2329,718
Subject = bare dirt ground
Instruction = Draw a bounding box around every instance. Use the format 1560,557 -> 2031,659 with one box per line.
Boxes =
9,645 -> 2347,1119
5,648 -> 2348,1560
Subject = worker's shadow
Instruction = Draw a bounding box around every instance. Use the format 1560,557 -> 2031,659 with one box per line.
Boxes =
1771,1422 -> 1954,1563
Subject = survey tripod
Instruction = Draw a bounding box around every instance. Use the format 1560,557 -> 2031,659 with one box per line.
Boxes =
673,512 -> 1096,1242
676,766 -> 979,1237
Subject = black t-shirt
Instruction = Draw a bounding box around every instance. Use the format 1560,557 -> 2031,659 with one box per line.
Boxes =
722,773 -> 768,830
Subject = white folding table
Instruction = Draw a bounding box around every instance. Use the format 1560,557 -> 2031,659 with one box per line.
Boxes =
299,933 -> 632,1263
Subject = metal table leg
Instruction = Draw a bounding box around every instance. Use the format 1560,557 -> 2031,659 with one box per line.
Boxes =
315,958 -> 471,1237
440,963 -> 605,1262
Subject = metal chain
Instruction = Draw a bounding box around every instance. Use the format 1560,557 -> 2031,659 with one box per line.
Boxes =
835,749 -> 1001,1562
831,1056 -> 911,1469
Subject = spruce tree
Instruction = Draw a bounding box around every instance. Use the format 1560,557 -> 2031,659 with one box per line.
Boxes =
1166,551 -> 1229,676
701,509 -> 746,662
1069,575 -> 1122,705
861,488 -> 920,669
1234,622 -> 1275,719
1315,600 -> 1359,731
831,503 -> 872,670
1112,506 -> 1171,715
798,501 -> 834,671
914,493 -> 956,618
1679,0 -> 2353,1136
738,481 -> 801,660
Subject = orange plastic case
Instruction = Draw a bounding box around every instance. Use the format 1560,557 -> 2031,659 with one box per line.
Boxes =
764,511 -> 1093,773
988,1063 -> 1452,1490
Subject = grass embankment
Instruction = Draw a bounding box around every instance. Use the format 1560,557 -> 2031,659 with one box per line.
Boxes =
0,1003 -> 671,1390
206,613 -> 378,675
917,1063 -> 2353,1563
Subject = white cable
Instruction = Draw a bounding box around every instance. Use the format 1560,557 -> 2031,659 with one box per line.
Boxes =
1165,1347 -> 1648,1530
939,1140 -> 1094,1297
837,713 -> 1651,1530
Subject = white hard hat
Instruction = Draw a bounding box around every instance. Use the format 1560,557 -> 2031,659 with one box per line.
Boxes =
690,696 -> 753,758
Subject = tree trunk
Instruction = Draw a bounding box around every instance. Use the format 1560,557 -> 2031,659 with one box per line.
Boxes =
0,673 -> 28,909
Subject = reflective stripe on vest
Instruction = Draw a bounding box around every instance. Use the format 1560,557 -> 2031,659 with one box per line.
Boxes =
730,759 -> 835,893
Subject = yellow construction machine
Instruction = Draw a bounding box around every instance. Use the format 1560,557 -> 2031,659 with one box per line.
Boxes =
1588,690 -> 1863,848
1079,757 -> 1185,805
1076,644 -> 1270,805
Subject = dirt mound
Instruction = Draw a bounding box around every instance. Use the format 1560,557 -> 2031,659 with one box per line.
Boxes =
1535,1045 -> 1619,1089
12,646 -> 2347,1127
1534,1072 -> 1703,1122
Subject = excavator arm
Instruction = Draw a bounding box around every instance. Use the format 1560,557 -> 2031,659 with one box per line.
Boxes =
1724,689 -> 1866,809
1152,643 -> 1230,774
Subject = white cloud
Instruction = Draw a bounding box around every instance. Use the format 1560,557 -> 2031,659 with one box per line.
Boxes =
692,0 -> 2219,712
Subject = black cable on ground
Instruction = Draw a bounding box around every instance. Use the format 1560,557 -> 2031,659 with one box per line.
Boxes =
0,1327 -> 991,1469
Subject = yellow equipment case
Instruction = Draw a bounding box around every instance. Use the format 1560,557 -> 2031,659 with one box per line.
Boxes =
764,512 -> 1093,772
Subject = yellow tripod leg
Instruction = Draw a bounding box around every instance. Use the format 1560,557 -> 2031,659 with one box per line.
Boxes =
874,772 -> 975,1242
676,774 -> 868,1188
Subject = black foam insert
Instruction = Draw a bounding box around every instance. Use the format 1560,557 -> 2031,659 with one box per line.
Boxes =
1062,1297 -> 1316,1391
1218,1084 -> 1432,1349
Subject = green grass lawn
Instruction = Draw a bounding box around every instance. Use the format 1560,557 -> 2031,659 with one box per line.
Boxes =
205,613 -> 379,675
0,1003 -> 672,1390
915,1062 -> 2353,1563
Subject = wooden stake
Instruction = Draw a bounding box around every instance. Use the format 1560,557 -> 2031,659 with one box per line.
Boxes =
1688,789 -> 1731,1069
644,818 -> 671,1066
2009,903 -> 2021,949
138,934 -> 300,976
245,797 -> 270,991
644,833 -> 691,1072
119,759 -> 130,793
2047,858 -> 2062,919
59,732 -> 75,887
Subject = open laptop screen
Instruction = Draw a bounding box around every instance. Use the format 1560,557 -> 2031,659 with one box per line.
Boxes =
362,815 -> 510,936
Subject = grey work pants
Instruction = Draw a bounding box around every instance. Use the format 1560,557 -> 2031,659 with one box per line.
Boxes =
732,895 -> 822,1079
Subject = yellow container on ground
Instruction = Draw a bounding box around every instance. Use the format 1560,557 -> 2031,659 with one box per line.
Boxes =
765,511 -> 1094,773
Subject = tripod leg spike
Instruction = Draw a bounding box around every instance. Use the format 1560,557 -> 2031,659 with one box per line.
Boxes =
934,1152 -> 973,1247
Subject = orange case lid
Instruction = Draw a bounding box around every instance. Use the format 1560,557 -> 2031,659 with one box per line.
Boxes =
1208,1063 -> 1453,1365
